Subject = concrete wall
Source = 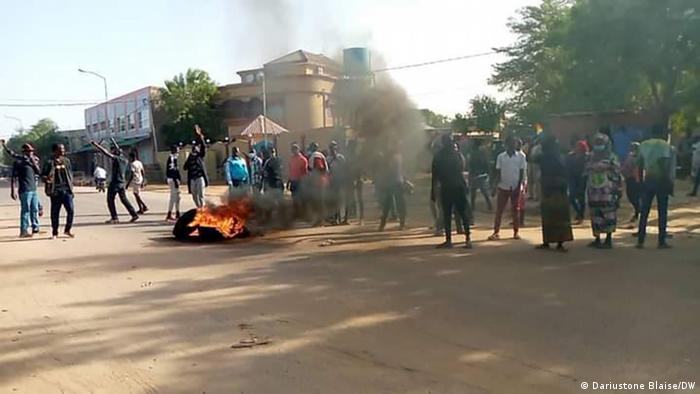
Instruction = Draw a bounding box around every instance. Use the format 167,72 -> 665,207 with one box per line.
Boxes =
548,111 -> 659,148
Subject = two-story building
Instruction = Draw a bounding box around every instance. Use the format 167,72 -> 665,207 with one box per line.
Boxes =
80,86 -> 163,168
216,50 -> 344,156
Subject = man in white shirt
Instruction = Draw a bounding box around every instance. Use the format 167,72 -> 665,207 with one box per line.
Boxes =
489,136 -> 527,240
93,165 -> 107,192
126,151 -> 148,214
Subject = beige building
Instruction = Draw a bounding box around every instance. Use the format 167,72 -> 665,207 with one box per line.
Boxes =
216,50 -> 344,153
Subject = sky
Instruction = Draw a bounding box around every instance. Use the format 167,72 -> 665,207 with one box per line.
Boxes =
0,0 -> 538,138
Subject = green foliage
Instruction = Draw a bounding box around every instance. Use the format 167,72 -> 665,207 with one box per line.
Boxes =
491,0 -> 700,128
469,95 -> 506,132
419,109 -> 451,128
2,118 -> 64,165
451,113 -> 473,133
490,0 -> 574,123
159,69 -> 222,147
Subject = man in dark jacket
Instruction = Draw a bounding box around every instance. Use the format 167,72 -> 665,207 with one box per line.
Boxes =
431,134 -> 471,248
2,140 -> 41,237
91,139 -> 139,223
263,147 -> 284,196
42,143 -> 75,238
183,125 -> 208,208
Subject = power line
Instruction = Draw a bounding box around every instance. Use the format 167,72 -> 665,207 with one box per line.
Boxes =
0,51 -> 499,107
372,51 -> 497,72
0,102 -> 99,107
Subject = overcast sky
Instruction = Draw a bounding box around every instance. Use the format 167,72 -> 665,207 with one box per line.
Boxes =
0,0 -> 538,137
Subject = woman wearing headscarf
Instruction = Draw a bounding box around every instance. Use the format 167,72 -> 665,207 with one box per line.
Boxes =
536,134 -> 573,251
585,133 -> 623,249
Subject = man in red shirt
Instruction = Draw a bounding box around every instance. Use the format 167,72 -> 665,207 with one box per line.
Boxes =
288,144 -> 309,210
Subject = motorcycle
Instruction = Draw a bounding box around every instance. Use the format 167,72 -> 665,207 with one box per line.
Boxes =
95,177 -> 106,193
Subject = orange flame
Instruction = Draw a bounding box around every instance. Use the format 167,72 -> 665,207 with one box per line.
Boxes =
189,198 -> 253,238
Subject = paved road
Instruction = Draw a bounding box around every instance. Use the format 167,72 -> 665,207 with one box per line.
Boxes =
1,181 -> 699,393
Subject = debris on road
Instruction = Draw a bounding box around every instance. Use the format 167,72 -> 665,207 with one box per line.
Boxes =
320,239 -> 335,247
231,336 -> 271,349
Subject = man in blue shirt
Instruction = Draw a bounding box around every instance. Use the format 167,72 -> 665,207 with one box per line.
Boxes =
224,147 -> 249,194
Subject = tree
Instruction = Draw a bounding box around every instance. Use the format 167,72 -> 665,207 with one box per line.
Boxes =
469,95 -> 506,132
490,0 -> 574,124
419,109 -> 451,128
2,118 -> 64,164
491,0 -> 700,128
159,69 -> 221,146
564,0 -> 700,125
451,113 -> 473,133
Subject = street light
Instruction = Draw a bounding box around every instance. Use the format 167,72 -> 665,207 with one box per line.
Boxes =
257,71 -> 268,144
78,68 -> 108,102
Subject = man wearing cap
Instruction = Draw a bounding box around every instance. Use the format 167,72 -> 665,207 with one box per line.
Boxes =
2,140 -> 41,237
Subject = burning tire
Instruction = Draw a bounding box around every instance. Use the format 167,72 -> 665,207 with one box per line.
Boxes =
173,209 -> 199,240
172,206 -> 252,242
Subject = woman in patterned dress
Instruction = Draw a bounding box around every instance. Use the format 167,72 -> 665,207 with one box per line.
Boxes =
585,133 -> 623,249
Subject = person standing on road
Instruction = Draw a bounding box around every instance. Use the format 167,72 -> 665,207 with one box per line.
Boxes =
515,137 -> 528,227
468,138 -> 493,212
288,144 -> 309,216
165,145 -> 181,221
378,147 -> 407,231
183,125 -> 208,208
688,135 -> 700,197
345,138 -> 365,224
488,136 -> 526,241
126,151 -> 148,214
307,142 -> 329,226
327,141 -> 348,225
431,134 -> 472,248
527,137 -> 541,202
224,147 -> 249,194
584,133 -> 622,249
535,134 -> 573,252
262,147 -> 284,197
2,140 -> 41,237
566,140 -> 588,224
248,149 -> 263,194
90,139 -> 139,223
636,125 -> 674,249
93,165 -> 107,193
42,143 -> 75,239
621,142 -> 642,224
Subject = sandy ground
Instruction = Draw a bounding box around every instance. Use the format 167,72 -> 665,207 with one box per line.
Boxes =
1,179 -> 699,394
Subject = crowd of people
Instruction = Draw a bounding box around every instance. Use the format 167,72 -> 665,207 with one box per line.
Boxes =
429,124 -> 679,250
1,123 -> 690,252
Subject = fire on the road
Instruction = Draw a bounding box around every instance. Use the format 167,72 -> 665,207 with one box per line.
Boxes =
188,198 -> 253,239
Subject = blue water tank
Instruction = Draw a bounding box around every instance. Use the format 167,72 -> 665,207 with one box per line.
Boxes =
343,47 -> 371,76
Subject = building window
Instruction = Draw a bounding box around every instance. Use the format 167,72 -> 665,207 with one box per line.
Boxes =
126,100 -> 135,116
317,66 -> 324,75
141,109 -> 150,129
128,113 -> 135,129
